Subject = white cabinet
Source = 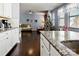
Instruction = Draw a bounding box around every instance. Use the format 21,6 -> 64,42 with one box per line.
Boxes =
41,43 -> 49,56
41,34 -> 49,51
50,45 -> 61,56
0,28 -> 19,56
12,28 -> 19,43
40,37 -> 49,56
0,3 -> 12,17
40,34 -> 49,56
0,3 -> 4,16
0,32 -> 8,56
3,3 -> 12,18
40,33 -> 61,56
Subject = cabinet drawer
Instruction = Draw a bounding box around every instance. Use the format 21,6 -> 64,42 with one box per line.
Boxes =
41,34 -> 49,51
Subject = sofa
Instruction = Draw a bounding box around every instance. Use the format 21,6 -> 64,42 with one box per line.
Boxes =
20,24 -> 32,31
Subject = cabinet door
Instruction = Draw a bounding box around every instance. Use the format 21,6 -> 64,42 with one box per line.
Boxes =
8,29 -> 19,47
0,3 -> 4,16
41,41 -> 49,56
0,29 -> 19,56
0,38 -> 8,56
0,32 -> 9,56
8,30 -> 15,48
50,45 -> 61,56
13,28 -> 19,43
40,37 -> 49,56
3,3 -> 12,18
40,34 -> 49,51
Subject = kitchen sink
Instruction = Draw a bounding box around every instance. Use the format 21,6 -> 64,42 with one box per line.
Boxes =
61,40 -> 79,54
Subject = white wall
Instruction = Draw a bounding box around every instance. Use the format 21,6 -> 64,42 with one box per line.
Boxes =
31,13 -> 45,30
12,3 -> 20,28
20,9 -> 45,30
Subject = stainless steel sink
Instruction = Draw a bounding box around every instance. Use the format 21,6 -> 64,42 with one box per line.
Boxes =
61,40 -> 79,54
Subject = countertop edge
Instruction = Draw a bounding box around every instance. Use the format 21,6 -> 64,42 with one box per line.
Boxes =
0,27 -> 19,33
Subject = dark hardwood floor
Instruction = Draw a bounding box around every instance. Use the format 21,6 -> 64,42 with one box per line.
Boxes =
7,31 -> 40,56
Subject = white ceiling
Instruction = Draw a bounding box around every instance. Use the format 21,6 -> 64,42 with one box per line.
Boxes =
20,3 -> 62,12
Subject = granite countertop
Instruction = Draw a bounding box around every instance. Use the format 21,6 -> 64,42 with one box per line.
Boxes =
40,31 -> 79,56
0,27 -> 18,33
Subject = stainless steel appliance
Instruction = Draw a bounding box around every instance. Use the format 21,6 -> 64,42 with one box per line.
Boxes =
2,20 -> 11,28
0,21 -> 4,29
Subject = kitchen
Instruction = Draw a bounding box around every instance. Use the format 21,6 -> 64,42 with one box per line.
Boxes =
0,3 -> 79,56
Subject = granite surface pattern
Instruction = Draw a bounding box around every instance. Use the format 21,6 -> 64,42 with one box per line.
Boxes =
40,31 -> 78,56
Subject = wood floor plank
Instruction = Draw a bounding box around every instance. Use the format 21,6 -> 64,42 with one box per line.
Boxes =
7,31 -> 40,56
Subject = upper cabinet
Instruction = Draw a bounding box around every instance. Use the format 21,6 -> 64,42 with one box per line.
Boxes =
3,3 -> 12,18
0,3 -> 4,16
0,3 -> 12,18
0,3 -> 19,19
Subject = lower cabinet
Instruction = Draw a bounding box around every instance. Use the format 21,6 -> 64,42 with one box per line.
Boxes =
50,45 -> 61,56
40,33 -> 61,56
40,38 -> 49,56
0,32 -> 9,56
0,28 -> 19,56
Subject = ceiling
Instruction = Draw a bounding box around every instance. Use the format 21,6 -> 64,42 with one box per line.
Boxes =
20,3 -> 62,12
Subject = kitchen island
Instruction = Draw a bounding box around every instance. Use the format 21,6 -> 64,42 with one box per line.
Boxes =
40,31 -> 79,56
0,28 -> 19,56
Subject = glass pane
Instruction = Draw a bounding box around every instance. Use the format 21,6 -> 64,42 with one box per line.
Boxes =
53,13 -> 55,19
70,16 -> 79,28
58,7 -> 64,18
67,3 -> 79,16
59,19 -> 64,26
67,3 -> 79,28
51,13 -> 55,26
58,7 -> 65,26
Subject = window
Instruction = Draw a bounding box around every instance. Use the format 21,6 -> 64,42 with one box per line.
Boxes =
51,12 -> 55,26
58,7 -> 65,27
67,3 -> 79,28
70,16 -> 79,28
